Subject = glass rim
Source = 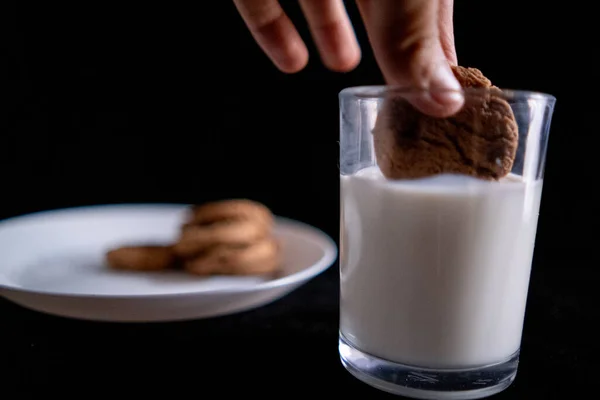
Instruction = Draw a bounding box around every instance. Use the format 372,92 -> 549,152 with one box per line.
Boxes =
339,85 -> 556,103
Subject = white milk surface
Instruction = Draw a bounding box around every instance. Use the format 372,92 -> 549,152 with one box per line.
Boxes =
340,166 -> 543,368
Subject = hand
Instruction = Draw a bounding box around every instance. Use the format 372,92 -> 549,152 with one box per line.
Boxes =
233,0 -> 463,117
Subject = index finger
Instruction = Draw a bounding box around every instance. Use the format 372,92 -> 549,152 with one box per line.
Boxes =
234,0 -> 309,73
299,0 -> 361,72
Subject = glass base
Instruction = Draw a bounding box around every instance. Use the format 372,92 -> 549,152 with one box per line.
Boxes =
339,334 -> 519,400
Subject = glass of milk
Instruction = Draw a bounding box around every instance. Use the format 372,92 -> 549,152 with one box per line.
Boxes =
338,86 -> 556,399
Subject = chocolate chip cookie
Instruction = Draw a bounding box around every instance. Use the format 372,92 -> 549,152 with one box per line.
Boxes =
372,66 -> 519,180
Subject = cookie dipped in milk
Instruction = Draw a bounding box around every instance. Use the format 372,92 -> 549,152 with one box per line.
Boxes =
340,67 -> 544,369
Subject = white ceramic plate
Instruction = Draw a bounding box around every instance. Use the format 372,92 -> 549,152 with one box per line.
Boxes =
0,204 -> 337,322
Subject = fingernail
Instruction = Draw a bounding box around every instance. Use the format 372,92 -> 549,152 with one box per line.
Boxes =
430,64 -> 464,108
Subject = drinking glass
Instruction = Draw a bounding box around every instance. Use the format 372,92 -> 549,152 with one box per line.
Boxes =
338,86 -> 556,399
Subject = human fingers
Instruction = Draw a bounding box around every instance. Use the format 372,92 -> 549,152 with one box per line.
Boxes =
438,0 -> 457,64
357,0 -> 463,117
233,0 -> 309,73
298,0 -> 361,72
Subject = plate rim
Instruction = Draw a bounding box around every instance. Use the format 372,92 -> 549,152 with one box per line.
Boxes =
0,203 -> 338,299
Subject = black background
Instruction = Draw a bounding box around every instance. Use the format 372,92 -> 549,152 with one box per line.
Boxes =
2,1 -> 597,398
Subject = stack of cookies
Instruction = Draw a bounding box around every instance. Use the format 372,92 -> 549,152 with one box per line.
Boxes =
105,199 -> 281,276
173,199 -> 280,275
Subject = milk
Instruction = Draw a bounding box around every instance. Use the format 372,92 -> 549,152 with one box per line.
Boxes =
340,166 -> 543,369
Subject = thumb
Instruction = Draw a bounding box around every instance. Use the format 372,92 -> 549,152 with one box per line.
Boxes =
357,0 -> 463,117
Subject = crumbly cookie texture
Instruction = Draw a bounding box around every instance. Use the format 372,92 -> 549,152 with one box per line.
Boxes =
372,65 -> 519,180
184,238 -> 281,276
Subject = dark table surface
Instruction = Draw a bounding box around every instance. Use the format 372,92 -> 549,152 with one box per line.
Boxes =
1,259 -> 596,399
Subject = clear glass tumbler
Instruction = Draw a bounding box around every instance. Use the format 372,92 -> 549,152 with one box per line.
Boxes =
338,86 -> 556,399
